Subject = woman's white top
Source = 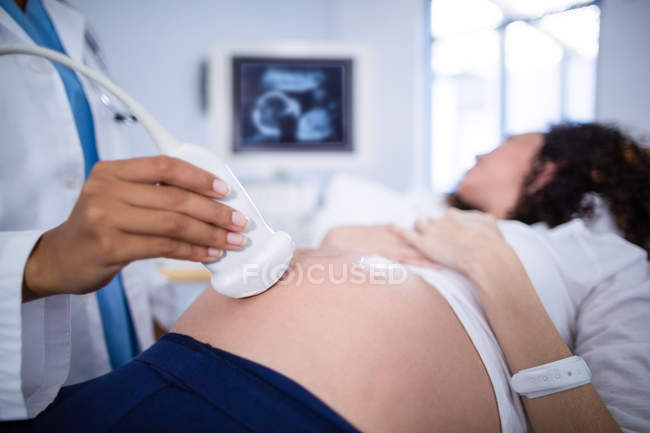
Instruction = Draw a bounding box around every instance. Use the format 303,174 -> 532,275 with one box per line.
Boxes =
0,1 -> 175,420
313,174 -> 650,433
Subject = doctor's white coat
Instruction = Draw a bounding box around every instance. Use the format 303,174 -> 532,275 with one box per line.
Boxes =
0,0 -> 176,420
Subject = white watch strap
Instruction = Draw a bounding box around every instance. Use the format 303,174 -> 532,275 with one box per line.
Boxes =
510,356 -> 592,398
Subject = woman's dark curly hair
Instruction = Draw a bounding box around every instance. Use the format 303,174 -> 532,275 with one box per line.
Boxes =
507,122 -> 650,254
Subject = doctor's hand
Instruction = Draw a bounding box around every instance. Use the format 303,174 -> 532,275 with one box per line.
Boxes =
390,209 -> 506,276
22,156 -> 249,302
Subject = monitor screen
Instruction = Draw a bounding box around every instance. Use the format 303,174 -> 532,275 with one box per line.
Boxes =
232,57 -> 353,152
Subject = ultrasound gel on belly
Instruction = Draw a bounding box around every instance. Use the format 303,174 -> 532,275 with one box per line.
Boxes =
358,255 -> 409,284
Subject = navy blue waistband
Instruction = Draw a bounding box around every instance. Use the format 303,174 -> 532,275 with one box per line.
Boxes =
3,333 -> 359,433
136,333 -> 359,433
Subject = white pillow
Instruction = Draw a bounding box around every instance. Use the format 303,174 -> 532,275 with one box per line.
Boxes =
310,173 -> 445,245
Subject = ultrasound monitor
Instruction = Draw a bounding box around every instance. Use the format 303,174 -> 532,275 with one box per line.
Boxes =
210,43 -> 372,177
233,57 -> 353,153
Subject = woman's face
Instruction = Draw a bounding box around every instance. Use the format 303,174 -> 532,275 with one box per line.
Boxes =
456,133 -> 544,218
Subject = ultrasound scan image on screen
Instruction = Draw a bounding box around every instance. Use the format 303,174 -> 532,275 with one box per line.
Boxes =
232,57 -> 353,152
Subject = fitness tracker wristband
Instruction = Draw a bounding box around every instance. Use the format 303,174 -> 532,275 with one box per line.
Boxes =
510,356 -> 592,398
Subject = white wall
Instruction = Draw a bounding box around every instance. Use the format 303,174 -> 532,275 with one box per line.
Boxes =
70,0 -> 429,190
334,0 -> 429,188
597,0 -> 650,139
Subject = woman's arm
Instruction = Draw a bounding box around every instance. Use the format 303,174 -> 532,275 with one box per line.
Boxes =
393,209 -> 621,433
469,242 -> 620,433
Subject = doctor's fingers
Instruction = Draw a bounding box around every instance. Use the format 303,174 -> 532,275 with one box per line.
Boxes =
112,206 -> 247,252
115,182 -> 248,232
109,232 -> 220,264
92,156 -> 230,199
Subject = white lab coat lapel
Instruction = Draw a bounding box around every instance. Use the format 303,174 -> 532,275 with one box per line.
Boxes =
42,0 -> 84,62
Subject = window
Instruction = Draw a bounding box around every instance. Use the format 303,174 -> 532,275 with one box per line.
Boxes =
429,0 -> 600,192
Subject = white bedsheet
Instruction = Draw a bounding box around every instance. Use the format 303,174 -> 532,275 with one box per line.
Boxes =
312,174 -> 650,433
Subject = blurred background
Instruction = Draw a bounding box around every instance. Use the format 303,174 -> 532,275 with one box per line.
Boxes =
69,0 -> 649,189
66,0 -> 650,311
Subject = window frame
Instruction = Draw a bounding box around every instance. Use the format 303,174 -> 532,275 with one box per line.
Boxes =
427,0 -> 601,190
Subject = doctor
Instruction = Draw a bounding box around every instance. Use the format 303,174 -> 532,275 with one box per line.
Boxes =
0,0 -> 249,420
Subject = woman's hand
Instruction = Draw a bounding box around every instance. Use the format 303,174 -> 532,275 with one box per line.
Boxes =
390,208 -> 507,277
23,156 -> 249,302
396,209 -> 622,433
322,225 -> 439,268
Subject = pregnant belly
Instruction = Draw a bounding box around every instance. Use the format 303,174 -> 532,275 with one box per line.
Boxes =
173,249 -> 501,433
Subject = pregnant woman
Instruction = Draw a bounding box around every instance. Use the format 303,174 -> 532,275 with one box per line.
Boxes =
7,123 -> 649,433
